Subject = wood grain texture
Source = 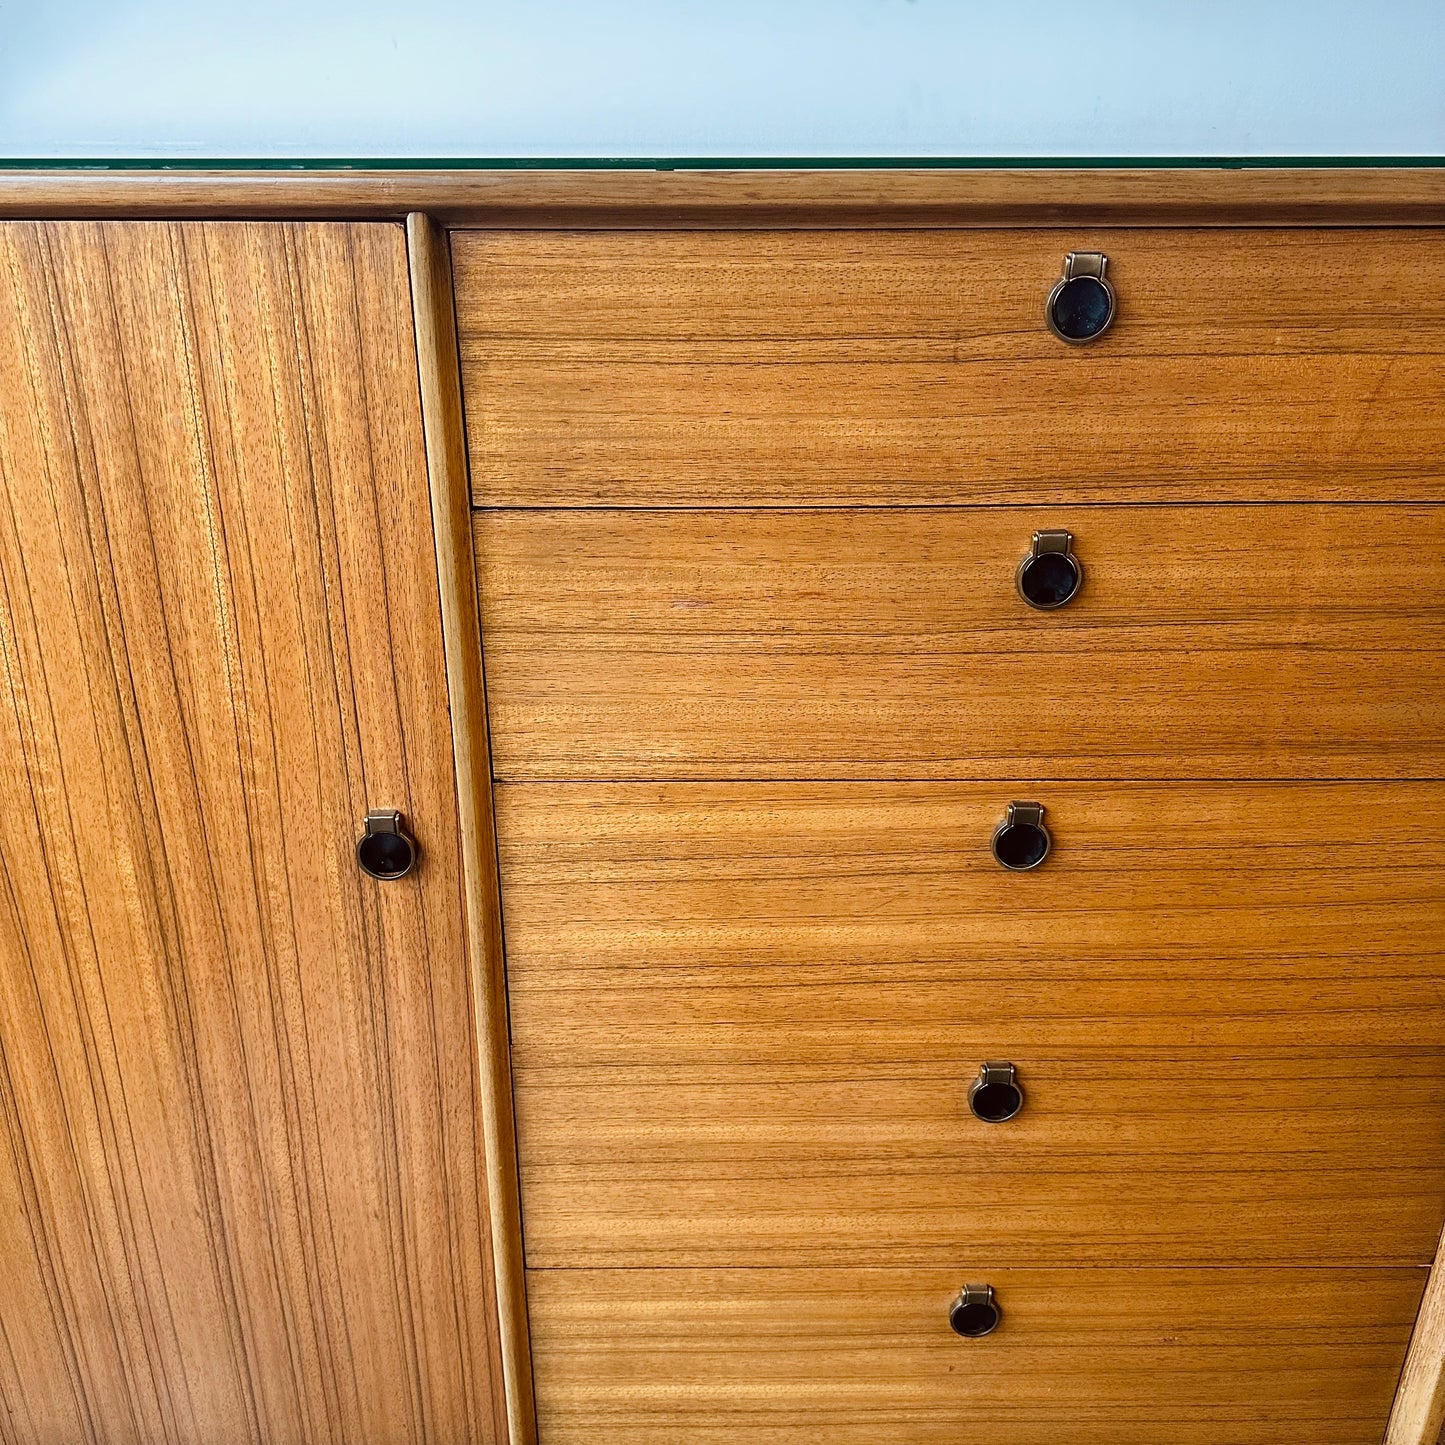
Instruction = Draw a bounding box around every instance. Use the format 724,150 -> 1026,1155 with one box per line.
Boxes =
408,213 -> 536,1445
514,1052 -> 1445,1268
497,781 -> 1445,1265
1388,1227 -> 1445,1445
527,1266 -> 1426,1444
495,781 -> 1445,1054
0,220 -> 506,1443
2,167 -> 1443,227
477,503 -> 1445,780
456,229 -> 1445,506
456,227 -> 1445,358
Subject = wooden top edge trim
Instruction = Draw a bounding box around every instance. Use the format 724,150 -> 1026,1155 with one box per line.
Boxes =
1,167 -> 1444,226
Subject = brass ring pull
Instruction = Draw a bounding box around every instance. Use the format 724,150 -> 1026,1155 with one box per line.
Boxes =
1046,251 -> 1116,343
969,1062 -> 1024,1123
1017,530 -> 1083,610
356,809 -> 418,880
949,1284 -> 1001,1338
991,802 -> 1051,871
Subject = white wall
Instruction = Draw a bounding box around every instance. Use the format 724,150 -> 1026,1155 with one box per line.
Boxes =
0,0 -> 1441,160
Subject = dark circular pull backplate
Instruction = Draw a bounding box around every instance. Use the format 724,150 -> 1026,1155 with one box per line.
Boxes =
992,803 -> 1051,871
969,1062 -> 1024,1123
357,810 -> 418,880
1017,550 -> 1080,608
1048,275 -> 1114,341
950,1285 -> 1001,1338
1047,252 -> 1116,344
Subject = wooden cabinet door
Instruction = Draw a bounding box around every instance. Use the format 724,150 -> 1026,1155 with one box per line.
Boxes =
0,222 -> 506,1444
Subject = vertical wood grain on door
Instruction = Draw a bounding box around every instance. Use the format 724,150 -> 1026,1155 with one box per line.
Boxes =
0,222 -> 506,1443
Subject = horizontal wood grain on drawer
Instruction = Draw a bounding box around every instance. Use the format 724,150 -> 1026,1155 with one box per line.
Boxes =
454,229 -> 1445,506
496,781 -> 1445,1063
514,1052 -> 1445,1267
478,505 -> 1445,780
527,1266 -> 1423,1444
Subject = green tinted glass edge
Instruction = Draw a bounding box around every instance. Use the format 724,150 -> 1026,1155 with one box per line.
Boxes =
0,156 -> 1442,171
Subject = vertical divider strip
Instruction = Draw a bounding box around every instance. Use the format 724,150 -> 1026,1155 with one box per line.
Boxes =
405,211 -> 537,1445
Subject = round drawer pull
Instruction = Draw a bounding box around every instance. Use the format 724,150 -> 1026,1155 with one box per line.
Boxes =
991,801 -> 1051,871
969,1061 -> 1024,1123
949,1284 -> 1002,1338
1047,251 -> 1116,343
356,809 -> 418,880
1017,529 -> 1083,609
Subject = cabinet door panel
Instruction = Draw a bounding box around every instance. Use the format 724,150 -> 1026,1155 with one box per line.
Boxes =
0,221 -> 504,1445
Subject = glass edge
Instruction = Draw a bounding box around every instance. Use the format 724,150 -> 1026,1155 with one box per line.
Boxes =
0,155 -> 1441,172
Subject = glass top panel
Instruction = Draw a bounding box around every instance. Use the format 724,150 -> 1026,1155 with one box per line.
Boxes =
1,0 -> 1441,166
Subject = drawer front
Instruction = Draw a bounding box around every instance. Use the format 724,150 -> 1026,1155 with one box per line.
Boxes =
478,504 -> 1445,780
500,781 -> 1445,1265
528,1266 -> 1424,1444
515,1054 -> 1445,1268
455,228 -> 1445,507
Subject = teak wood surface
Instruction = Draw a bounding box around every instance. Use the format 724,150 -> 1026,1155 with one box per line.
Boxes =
455,228 -> 1445,506
477,503 -> 1445,780
0,172 -> 1440,1439
495,781 -> 1445,1054
1,166 -> 1443,227
496,781 -> 1445,1271
0,220 -> 506,1443
514,1052 -> 1445,1269
407,213 -> 536,1445
526,1265 -> 1424,1444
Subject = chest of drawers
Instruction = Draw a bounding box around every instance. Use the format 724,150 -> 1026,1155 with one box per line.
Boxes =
457,204 -> 1445,1444
2,168 -> 1445,1445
